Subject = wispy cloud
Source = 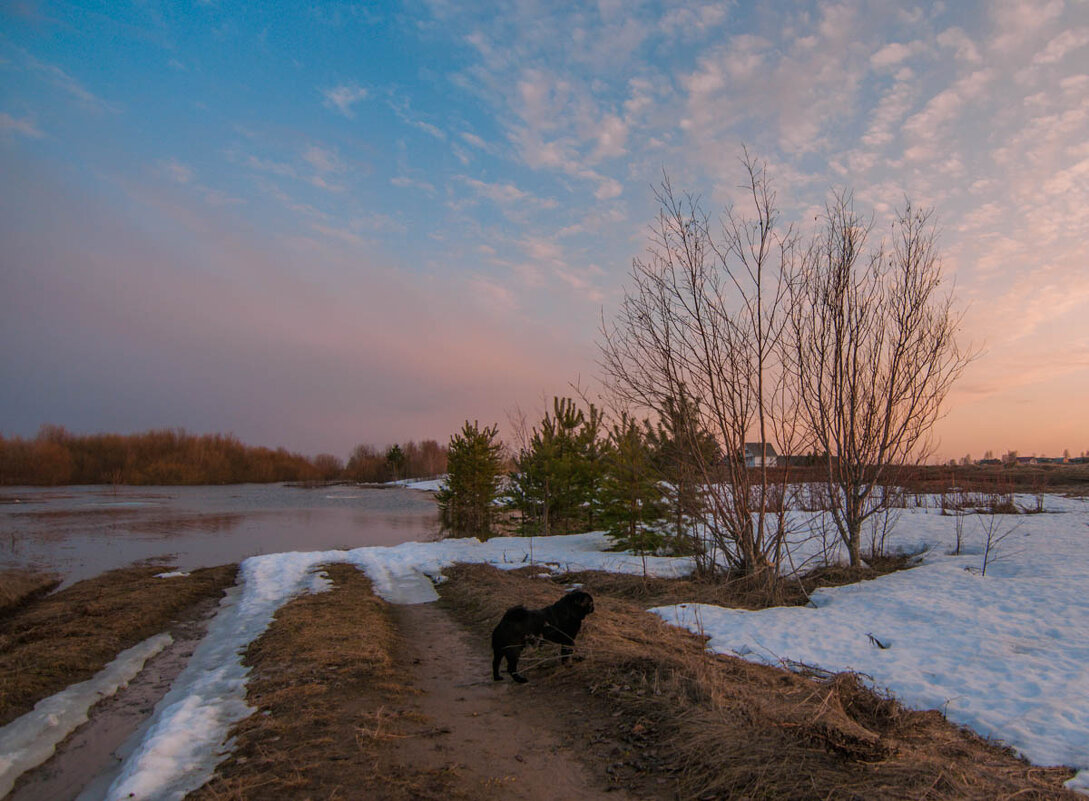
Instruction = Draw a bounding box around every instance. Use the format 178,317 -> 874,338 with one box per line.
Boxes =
390,175 -> 436,194
0,111 -> 43,138
302,144 -> 346,174
159,158 -> 193,184
154,159 -> 245,207
24,52 -> 119,113
459,176 -> 557,209
322,83 -> 368,117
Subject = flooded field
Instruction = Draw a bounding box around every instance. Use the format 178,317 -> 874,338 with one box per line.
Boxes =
0,483 -> 441,585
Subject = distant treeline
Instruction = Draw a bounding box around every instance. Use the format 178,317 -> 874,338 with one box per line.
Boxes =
0,426 -> 447,486
345,440 -> 448,483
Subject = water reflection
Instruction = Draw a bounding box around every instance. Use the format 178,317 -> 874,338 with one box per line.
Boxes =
0,484 -> 441,585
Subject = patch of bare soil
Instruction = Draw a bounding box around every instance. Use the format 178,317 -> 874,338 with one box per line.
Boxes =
438,564 -> 1079,800
0,564 -> 238,727
193,563 -> 660,801
386,602 -> 662,801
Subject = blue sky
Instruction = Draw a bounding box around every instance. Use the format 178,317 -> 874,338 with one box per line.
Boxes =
2,0 -> 1088,460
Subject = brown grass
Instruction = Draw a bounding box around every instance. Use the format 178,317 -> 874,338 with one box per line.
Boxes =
192,564 -> 471,801
0,569 -> 61,616
0,564 -> 237,726
437,563 -> 1078,800
552,552 -> 916,611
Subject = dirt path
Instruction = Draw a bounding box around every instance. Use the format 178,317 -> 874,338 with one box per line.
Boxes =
388,603 -> 647,801
6,562 -> 1078,799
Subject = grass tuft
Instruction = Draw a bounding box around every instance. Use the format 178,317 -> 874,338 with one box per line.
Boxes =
0,569 -> 61,617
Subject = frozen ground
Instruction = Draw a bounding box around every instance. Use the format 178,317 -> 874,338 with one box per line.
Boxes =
105,533 -> 690,800
391,476 -> 447,492
3,496 -> 1087,797
0,634 -> 172,798
654,494 -> 1089,794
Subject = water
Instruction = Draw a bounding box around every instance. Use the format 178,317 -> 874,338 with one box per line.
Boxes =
0,484 -> 441,585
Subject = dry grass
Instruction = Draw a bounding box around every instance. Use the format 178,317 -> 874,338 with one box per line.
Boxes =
0,564 -> 237,726
192,564 -> 471,801
551,552 -> 916,611
438,563 -> 1078,800
0,569 -> 61,617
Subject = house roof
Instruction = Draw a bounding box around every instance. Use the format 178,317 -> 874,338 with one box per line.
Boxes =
744,442 -> 778,457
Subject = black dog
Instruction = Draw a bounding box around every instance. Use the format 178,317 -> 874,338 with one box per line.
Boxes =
491,590 -> 594,683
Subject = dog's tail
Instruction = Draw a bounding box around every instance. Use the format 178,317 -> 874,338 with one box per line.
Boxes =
501,604 -> 531,621
492,605 -> 530,646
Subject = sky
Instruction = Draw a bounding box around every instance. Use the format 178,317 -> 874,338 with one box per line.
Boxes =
1,0 -> 1087,462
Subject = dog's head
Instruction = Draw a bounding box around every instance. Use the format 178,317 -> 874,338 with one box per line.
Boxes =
560,590 -> 594,618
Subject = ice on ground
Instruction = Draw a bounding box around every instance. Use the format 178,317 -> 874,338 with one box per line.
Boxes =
652,498 -> 1089,794
99,532 -> 691,799
105,558 -> 334,801
390,477 -> 447,492
31,496 -> 1089,798
0,633 -> 172,798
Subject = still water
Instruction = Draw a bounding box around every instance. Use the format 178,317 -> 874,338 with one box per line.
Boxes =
0,483 -> 441,585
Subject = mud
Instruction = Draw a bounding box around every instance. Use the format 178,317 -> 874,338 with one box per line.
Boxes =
7,596 -> 223,801
387,602 -> 652,801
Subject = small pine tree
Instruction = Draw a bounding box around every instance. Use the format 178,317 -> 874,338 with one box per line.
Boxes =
600,413 -> 665,556
646,392 -> 716,543
510,397 -> 605,535
385,444 -> 406,480
436,421 -> 504,537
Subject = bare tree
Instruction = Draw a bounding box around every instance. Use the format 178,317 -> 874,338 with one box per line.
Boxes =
599,155 -> 803,590
788,193 -> 970,567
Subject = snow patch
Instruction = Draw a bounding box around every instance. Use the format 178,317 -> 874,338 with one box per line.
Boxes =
653,499 -> 1089,795
0,633 -> 172,798
100,532 -> 691,798
104,557 -> 337,801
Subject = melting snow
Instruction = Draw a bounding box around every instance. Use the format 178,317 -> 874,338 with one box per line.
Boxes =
652,496 -> 1089,794
0,633 -> 171,798
6,500 -> 1089,798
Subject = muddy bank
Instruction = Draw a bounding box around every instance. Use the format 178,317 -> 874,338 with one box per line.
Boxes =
7,595 -> 224,801
0,564 -> 237,727
2,561 -> 1079,800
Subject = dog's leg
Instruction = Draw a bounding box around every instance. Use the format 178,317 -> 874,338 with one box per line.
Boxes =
492,649 -> 504,681
559,644 -> 573,665
507,647 -> 528,683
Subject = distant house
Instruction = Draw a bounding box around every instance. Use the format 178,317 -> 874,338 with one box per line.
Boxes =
977,458 -> 1002,466
1015,456 -> 1038,466
744,442 -> 779,468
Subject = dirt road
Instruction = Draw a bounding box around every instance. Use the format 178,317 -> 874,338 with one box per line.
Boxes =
388,602 -> 650,801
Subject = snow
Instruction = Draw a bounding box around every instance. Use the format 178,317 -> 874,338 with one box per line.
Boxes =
105,558 -> 334,801
7,497 -> 1089,797
390,476 -> 447,492
652,495 -> 1089,794
97,532 -> 691,799
0,633 -> 172,798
